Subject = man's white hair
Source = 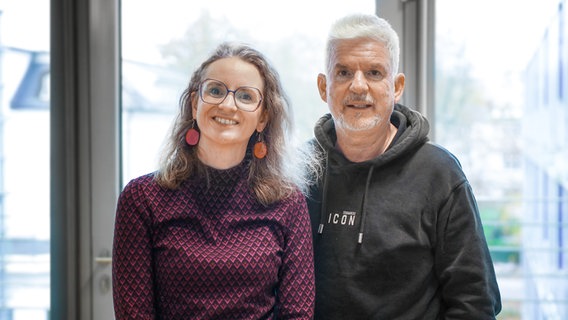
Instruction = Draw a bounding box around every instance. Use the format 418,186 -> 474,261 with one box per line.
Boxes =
325,14 -> 400,78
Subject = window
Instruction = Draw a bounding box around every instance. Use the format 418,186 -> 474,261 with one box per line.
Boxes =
17,0 -> 565,318
120,0 -> 376,184
0,1 -> 50,319
436,0 -> 568,318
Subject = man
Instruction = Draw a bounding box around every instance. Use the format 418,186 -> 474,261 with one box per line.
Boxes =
306,13 -> 502,319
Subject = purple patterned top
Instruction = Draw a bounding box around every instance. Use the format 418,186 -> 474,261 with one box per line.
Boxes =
112,160 -> 315,319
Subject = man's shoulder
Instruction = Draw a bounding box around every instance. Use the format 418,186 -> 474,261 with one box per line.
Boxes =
419,142 -> 462,165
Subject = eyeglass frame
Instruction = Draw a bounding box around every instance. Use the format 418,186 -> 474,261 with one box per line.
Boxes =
197,78 -> 264,112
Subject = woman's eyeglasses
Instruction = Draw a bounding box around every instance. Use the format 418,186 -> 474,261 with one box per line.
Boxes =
198,79 -> 263,112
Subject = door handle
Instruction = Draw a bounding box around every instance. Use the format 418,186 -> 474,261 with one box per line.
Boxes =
95,249 -> 112,265
95,257 -> 112,264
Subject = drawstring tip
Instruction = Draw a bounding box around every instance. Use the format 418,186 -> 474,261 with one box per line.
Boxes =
318,224 -> 324,234
358,233 -> 364,244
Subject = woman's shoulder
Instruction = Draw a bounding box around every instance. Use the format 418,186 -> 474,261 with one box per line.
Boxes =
276,188 -> 308,215
121,172 -> 160,194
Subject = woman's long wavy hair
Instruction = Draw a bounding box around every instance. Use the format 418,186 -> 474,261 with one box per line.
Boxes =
154,42 -> 304,206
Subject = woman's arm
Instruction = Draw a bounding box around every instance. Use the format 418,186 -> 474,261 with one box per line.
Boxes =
276,191 -> 316,319
112,178 -> 156,319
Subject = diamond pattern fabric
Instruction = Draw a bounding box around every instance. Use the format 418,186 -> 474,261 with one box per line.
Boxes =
112,160 -> 315,319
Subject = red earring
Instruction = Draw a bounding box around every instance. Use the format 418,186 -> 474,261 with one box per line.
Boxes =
253,131 -> 267,159
185,120 -> 200,146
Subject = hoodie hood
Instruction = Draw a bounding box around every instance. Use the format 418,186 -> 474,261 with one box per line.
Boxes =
313,103 -> 430,167
311,103 -> 430,243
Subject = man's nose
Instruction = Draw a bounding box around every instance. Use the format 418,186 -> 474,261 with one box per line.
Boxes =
350,71 -> 368,94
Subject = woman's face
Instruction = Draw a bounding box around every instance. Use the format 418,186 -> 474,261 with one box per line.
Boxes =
191,57 -> 267,155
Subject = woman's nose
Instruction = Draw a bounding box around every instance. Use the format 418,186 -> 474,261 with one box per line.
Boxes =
218,91 -> 239,111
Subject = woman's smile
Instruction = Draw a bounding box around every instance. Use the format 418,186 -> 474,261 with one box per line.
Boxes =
213,116 -> 238,125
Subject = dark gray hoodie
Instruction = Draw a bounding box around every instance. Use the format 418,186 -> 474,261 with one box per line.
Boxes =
306,104 -> 501,319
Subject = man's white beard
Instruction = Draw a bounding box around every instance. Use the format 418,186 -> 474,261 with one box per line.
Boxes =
335,113 -> 383,132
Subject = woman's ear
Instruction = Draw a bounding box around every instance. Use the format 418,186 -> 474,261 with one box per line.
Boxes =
256,109 -> 269,132
190,91 -> 198,114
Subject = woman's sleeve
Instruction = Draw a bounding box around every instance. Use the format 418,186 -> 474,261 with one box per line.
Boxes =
112,179 -> 156,319
276,190 -> 316,319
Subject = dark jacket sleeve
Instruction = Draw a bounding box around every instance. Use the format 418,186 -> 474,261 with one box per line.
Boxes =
112,179 -> 156,319
435,181 -> 502,319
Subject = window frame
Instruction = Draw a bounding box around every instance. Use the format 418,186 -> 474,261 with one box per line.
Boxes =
377,0 -> 436,137
50,0 -> 119,318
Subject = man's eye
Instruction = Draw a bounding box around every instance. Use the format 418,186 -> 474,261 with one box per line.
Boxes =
336,70 -> 352,78
368,70 -> 383,78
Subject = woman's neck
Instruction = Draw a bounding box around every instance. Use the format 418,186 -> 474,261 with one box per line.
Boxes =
196,142 -> 247,169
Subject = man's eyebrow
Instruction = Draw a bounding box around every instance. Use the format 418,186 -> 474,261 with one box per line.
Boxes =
332,63 -> 388,70
368,63 -> 388,70
332,63 -> 348,70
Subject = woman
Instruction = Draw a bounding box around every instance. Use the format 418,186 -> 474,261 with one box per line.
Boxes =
112,42 -> 315,319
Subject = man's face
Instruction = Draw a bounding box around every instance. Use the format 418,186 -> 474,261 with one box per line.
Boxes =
317,38 -> 404,134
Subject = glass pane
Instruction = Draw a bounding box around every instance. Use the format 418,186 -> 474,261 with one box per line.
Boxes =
0,1 -> 50,319
120,0 -> 376,184
436,0 -> 567,318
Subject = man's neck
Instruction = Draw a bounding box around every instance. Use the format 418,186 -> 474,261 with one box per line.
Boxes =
335,123 -> 398,163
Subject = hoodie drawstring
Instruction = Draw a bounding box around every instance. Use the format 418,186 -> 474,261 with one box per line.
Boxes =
317,152 -> 375,244
358,166 -> 375,244
318,153 -> 330,235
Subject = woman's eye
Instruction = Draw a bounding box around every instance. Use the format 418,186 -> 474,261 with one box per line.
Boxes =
239,93 -> 252,102
208,87 -> 224,97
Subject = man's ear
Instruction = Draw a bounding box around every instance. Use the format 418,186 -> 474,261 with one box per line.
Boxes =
394,73 -> 405,103
317,73 -> 328,103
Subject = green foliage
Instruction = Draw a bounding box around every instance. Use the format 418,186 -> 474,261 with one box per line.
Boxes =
479,203 -> 521,263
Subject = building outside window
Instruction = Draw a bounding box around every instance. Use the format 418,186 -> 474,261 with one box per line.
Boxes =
436,0 -> 567,318
0,1 -> 50,319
